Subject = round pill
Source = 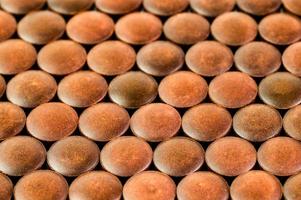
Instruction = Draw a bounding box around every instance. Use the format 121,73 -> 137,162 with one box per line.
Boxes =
101,136 -> 153,177
182,103 -> 232,142
108,71 -> 158,108
233,104 -> 282,142
0,11 -> 16,42
259,72 -> 301,109
26,102 -> 78,141
48,0 -> 94,15
234,41 -> 281,77
79,103 -> 130,142
66,11 -> 114,45
130,103 -> 181,142
163,12 -> 209,45
0,39 -> 36,75
0,0 -> 46,14
6,70 -> 57,108
190,0 -> 235,17
137,41 -> 184,76
123,171 -> 176,200
47,136 -> 100,177
0,136 -> 46,176
284,105 -> 301,140
236,0 -> 281,15
58,71 -> 108,108
37,40 -> 86,75
177,172 -> 229,200
69,171 -> 123,200
0,102 -> 26,140
186,41 -> 233,77
284,173 -> 301,200
158,71 -> 208,108
0,173 -> 13,200
209,72 -> 257,108
283,0 -> 301,16
95,0 -> 142,14
205,136 -> 256,176
258,137 -> 301,176
230,170 -> 282,200
143,0 -> 188,16
259,13 -> 301,45
87,41 -> 136,76
115,12 -> 162,45
153,137 -> 204,176
14,170 -> 68,200
17,11 -> 66,45
211,12 -> 257,46
283,42 -> 301,76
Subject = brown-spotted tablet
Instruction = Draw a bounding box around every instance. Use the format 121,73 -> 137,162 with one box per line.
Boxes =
17,11 -> 65,45
234,42 -> 281,77
26,102 -> 78,141
0,75 -> 5,98
48,0 -> 94,15
283,0 -> 301,16
259,72 -> 301,109
283,42 -> 301,76
233,104 -> 282,142
259,13 -> 301,45
284,105 -> 301,140
209,72 -> 257,109
185,41 -> 233,77
230,170 -> 282,200
87,41 -> 136,76
153,137 -> 204,177
37,40 -> 86,75
47,136 -> 100,177
58,71 -> 108,108
205,136 -> 256,176
163,12 -> 209,45
211,12 -> 257,46
0,11 -> 16,42
190,0 -> 235,17
14,170 -> 68,200
6,70 -> 57,108
137,41 -> 184,76
69,171 -> 123,200
79,103 -> 130,142
177,172 -> 229,200
123,171 -> 176,200
284,173 -> 301,200
130,103 -> 181,142
101,136 -> 153,177
0,39 -> 36,75
159,71 -> 208,108
66,11 -> 114,45
108,71 -> 158,108
236,0 -> 281,16
0,0 -> 45,14
96,0 -> 142,14
0,136 -> 46,176
115,12 -> 162,45
143,0 -> 188,16
0,173 -> 13,200
182,103 -> 232,142
0,102 -> 26,140
258,137 -> 301,176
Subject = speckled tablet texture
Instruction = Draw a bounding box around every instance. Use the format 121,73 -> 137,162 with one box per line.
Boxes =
0,0 -> 301,199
